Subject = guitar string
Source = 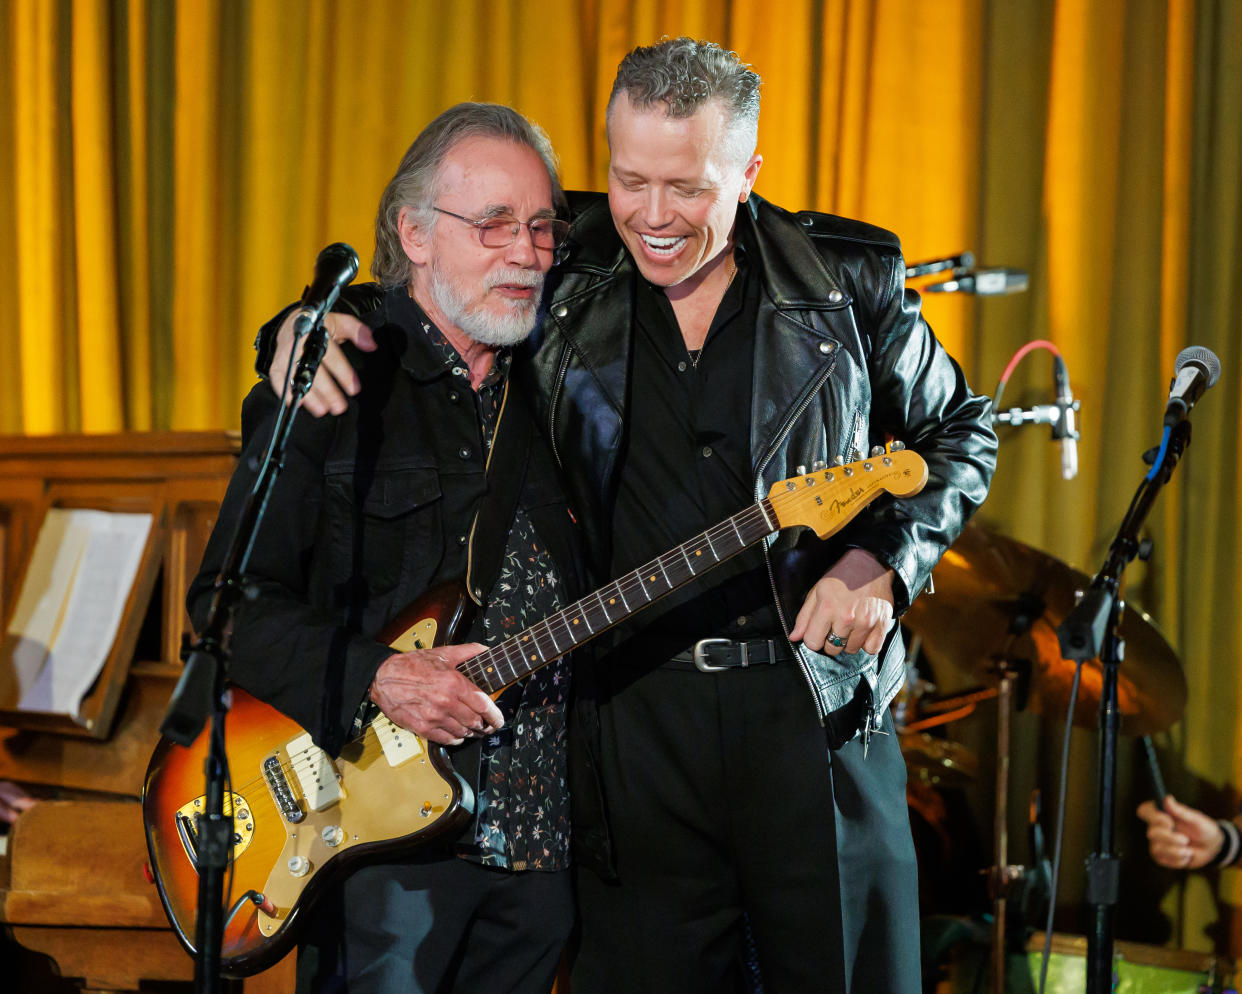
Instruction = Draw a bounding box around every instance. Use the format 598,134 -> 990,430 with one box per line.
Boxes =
210,465 -> 907,802
456,501 -> 776,688
216,502 -> 777,802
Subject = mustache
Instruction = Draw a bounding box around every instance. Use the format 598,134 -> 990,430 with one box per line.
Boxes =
485,268 -> 545,292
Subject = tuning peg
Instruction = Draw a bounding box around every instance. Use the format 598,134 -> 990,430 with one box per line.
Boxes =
870,445 -> 884,457
811,460 -> 826,472
796,464 -> 807,476
890,440 -> 906,451
833,455 -> 846,466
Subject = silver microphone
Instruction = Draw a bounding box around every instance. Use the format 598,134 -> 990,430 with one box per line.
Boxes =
1052,356 -> 1079,480
1163,346 -> 1221,427
924,268 -> 1029,295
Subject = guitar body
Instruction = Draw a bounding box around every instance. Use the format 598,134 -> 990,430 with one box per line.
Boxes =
143,584 -> 475,976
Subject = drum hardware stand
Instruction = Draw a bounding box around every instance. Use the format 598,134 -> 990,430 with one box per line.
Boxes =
983,595 -> 1044,994
1057,418 -> 1193,994
985,656 -> 1032,994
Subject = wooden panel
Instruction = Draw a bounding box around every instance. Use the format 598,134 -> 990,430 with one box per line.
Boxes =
0,432 -> 278,992
0,666 -> 180,794
8,925 -> 196,989
0,432 -> 239,742
2,800 -> 165,925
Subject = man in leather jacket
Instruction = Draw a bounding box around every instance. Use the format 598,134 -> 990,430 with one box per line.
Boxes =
258,38 -> 996,994
194,104 -> 585,994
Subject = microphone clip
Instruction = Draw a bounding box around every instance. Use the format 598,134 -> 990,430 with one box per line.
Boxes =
1050,395 -> 1081,443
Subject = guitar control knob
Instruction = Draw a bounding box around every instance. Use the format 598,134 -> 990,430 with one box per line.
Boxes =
287,856 -> 311,877
420,801 -> 433,819
322,825 -> 344,848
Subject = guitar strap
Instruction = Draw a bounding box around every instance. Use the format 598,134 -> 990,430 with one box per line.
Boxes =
464,376 -> 534,607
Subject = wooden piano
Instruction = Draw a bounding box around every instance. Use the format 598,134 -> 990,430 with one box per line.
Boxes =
0,432 -> 294,993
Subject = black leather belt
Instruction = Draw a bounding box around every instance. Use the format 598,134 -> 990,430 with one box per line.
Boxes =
672,637 -> 798,673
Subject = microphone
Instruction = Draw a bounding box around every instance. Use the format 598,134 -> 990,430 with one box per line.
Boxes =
905,252 -> 975,279
1163,345 -> 1221,427
1052,355 -> 1079,480
924,267 -> 1029,295
293,242 -> 359,337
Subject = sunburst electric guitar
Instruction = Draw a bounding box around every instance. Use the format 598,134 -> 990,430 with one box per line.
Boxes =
143,447 -> 927,975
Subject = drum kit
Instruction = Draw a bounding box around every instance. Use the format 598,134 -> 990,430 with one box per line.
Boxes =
898,257 -> 1230,993
893,522 -> 1209,990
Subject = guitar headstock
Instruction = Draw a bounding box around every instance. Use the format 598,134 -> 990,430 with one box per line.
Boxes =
766,445 -> 929,539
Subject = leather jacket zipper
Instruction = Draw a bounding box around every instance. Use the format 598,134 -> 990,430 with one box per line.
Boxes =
752,350 -> 840,721
547,344 -> 573,469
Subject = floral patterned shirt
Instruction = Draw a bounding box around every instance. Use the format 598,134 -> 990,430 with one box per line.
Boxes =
421,321 -> 571,872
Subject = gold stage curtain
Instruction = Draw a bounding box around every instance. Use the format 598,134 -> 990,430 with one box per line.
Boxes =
2,0 -> 1242,956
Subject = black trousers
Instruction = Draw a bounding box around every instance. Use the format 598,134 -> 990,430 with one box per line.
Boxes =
571,658 -> 920,994
297,854 -> 573,994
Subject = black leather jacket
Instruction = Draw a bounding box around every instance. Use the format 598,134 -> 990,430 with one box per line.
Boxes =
523,192 -> 997,739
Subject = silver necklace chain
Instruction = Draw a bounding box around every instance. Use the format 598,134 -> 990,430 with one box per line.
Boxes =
688,257 -> 738,369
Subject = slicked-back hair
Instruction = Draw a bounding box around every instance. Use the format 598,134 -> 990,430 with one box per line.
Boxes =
372,102 -> 566,288
606,37 -> 761,161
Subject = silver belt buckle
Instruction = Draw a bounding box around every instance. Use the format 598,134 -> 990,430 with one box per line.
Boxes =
692,638 -> 733,672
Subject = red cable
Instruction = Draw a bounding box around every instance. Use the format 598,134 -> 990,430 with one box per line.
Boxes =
994,339 -> 1062,411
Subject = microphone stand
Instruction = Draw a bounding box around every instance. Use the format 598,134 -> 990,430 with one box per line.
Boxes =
157,319 -> 332,994
1055,418 -> 1193,994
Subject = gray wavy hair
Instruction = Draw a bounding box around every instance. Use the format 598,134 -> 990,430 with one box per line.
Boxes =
607,37 -> 761,161
372,102 -> 566,288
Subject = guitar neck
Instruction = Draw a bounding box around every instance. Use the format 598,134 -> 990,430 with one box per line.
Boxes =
457,498 -> 778,694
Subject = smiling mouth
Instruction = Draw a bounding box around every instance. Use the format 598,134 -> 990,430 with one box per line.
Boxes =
638,233 -> 688,256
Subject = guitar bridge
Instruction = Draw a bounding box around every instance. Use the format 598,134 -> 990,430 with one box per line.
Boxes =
263,754 -> 305,824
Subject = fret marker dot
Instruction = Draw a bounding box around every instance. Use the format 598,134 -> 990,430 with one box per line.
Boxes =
609,598 -> 616,604
530,653 -> 537,661
573,618 -> 579,625
695,550 -> 702,556
649,575 -> 656,582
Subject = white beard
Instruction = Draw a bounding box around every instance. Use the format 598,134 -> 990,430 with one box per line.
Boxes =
429,260 -> 543,347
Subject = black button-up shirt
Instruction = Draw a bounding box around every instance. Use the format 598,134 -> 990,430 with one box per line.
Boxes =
603,249 -> 782,666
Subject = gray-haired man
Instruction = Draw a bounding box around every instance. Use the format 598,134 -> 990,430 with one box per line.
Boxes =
195,103 -> 585,994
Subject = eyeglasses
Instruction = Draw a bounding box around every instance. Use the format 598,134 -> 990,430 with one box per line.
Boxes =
434,207 -> 570,252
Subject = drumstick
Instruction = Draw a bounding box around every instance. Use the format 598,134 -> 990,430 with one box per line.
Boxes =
1142,735 -> 1168,811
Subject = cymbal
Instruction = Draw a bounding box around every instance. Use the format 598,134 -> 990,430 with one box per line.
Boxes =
899,731 -> 978,788
902,523 -> 1186,736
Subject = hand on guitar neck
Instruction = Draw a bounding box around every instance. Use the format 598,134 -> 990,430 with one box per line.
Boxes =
368,643 -> 503,746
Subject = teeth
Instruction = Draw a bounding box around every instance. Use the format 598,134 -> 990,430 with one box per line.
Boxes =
640,234 -> 686,254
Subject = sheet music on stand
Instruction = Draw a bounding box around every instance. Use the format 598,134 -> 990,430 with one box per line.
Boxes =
1,508 -> 153,720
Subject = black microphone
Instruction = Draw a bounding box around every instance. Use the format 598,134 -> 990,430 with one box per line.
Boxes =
905,251 -> 975,279
924,267 -> 1029,295
1163,345 -> 1221,427
293,242 -> 359,337
1052,355 -> 1079,480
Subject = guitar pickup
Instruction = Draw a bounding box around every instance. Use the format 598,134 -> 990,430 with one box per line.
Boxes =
284,732 -> 343,811
371,714 -> 423,767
